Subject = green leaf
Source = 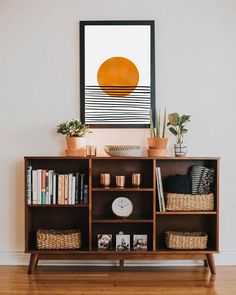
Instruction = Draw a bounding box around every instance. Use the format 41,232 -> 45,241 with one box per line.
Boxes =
169,127 -> 178,136
168,113 -> 178,126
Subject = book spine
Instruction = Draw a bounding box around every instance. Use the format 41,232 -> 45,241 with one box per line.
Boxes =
52,172 -> 56,205
37,170 -> 42,205
68,174 -> 73,205
49,170 -> 54,205
157,167 -> 165,212
26,166 -> 32,204
45,171 -> 49,204
61,175 -> 65,205
64,175 -> 69,205
75,172 -> 80,204
58,175 -> 63,205
32,170 -> 37,205
80,174 -> 85,204
156,167 -> 162,212
72,176 -> 76,205
83,184 -> 88,204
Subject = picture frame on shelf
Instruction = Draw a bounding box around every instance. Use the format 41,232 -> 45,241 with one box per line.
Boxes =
80,20 -> 156,128
97,234 -> 112,250
116,233 -> 130,251
133,234 -> 148,251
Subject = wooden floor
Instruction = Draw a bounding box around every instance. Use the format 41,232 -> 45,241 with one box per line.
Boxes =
0,265 -> 236,294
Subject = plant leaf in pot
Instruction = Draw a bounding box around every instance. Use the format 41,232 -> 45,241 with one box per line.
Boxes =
167,113 -> 191,157
57,119 -> 91,150
147,108 -> 168,156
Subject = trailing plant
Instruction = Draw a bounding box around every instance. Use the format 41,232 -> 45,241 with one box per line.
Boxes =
167,113 -> 191,144
150,108 -> 167,138
57,119 -> 91,137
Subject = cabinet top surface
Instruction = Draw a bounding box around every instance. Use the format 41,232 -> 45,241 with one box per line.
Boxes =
24,156 -> 220,160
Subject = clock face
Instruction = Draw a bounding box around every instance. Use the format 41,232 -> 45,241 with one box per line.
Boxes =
112,197 -> 133,218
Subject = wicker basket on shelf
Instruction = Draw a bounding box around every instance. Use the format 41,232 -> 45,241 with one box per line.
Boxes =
36,229 -> 81,250
165,231 -> 208,250
165,193 -> 214,211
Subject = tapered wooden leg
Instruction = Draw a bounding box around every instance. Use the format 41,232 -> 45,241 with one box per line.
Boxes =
204,259 -> 208,267
207,254 -> 216,274
119,260 -> 124,272
28,254 -> 39,274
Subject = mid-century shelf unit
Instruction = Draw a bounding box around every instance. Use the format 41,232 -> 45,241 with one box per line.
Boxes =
24,156 -> 219,274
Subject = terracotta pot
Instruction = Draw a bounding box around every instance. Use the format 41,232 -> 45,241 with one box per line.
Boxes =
65,148 -> 86,157
147,149 -> 167,157
66,137 -> 86,150
174,144 -> 188,157
147,137 -> 168,149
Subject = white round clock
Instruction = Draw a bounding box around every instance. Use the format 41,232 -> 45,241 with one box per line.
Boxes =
112,197 -> 133,218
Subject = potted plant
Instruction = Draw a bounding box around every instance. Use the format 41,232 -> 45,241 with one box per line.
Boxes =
57,119 -> 91,150
147,108 -> 168,156
167,113 -> 191,157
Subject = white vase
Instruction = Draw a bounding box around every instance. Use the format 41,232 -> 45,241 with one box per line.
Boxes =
174,144 -> 188,157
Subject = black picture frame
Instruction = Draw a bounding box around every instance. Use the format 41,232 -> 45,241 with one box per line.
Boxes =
80,20 -> 156,128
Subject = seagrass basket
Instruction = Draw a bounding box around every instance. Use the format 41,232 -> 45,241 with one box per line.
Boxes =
166,193 -> 214,211
165,231 -> 208,250
36,229 -> 81,250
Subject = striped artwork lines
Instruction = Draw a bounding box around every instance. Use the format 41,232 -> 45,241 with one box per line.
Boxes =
84,85 -> 151,124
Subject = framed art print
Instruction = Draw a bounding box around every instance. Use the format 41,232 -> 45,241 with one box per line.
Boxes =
133,234 -> 148,251
80,20 -> 156,128
97,234 -> 112,250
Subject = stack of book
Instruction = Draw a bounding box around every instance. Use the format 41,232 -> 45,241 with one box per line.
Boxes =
156,167 -> 166,212
26,166 -> 88,205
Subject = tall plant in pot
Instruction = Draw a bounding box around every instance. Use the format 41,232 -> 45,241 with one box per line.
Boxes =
167,113 -> 191,157
57,119 -> 91,150
147,108 -> 168,156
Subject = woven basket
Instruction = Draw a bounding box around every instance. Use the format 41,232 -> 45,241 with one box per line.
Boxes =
165,231 -> 208,250
166,193 -> 214,211
36,229 -> 81,250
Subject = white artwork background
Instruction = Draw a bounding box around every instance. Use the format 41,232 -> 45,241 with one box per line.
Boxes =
85,25 -> 150,86
84,25 -> 151,125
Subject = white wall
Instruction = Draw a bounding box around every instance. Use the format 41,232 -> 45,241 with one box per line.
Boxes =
0,0 -> 235,264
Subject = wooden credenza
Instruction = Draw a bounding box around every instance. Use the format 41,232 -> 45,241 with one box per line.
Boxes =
24,156 -> 219,274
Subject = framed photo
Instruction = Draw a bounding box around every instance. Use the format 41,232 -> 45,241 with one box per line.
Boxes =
133,234 -> 148,251
80,20 -> 156,128
97,234 -> 112,250
116,233 -> 130,251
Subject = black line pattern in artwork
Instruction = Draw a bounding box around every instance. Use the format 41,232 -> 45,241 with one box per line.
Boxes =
85,86 -> 151,124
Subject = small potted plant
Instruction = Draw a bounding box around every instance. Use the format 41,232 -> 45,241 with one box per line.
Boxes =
57,119 -> 91,150
167,113 -> 191,157
147,108 -> 168,156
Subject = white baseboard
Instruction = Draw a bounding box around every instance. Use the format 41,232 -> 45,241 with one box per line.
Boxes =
0,251 -> 235,266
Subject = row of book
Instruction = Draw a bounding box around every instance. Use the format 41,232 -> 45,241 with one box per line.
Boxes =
26,167 -> 88,205
156,167 -> 166,212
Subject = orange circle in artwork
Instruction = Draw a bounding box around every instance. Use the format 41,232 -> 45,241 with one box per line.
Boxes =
97,57 -> 139,97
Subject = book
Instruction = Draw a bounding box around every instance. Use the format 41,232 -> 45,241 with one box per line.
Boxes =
68,174 -> 73,204
37,170 -> 42,205
26,166 -> 32,204
32,170 -> 37,205
48,170 -> 54,204
80,174 -> 85,204
52,172 -> 56,205
58,175 -> 64,205
156,167 -> 162,211
157,167 -> 165,212
64,174 -> 69,205
83,184 -> 88,204
75,172 -> 80,204
72,176 -> 76,205
41,170 -> 46,205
